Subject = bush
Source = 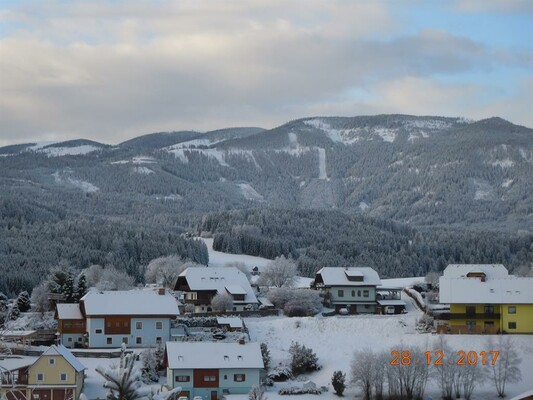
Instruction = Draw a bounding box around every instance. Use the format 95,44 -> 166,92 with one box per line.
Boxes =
261,343 -> 271,370
278,387 -> 321,395
289,342 -> 319,375
332,370 -> 346,396
268,288 -> 322,316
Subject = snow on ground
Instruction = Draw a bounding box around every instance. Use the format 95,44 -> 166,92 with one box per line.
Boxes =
473,180 -> 494,201
491,159 -> 515,168
26,141 -> 58,151
237,183 -> 264,201
246,310 -> 533,399
373,127 -> 397,143
38,145 -> 101,157
52,172 -> 99,193
133,166 -> 154,175
502,179 -> 514,188
316,148 -> 327,180
380,277 -> 424,287
201,238 -> 272,269
168,148 -> 229,166
288,132 -> 298,145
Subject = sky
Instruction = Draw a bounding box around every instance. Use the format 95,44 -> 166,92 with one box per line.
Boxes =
0,0 -> 532,146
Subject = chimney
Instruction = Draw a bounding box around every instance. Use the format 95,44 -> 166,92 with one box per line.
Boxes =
158,288 -> 165,295
239,336 -> 246,345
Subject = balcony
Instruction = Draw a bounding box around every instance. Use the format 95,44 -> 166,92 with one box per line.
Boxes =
437,313 -> 500,320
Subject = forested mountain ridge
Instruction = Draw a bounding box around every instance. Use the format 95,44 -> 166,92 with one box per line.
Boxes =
1,115 -> 530,229
1,115 -> 532,295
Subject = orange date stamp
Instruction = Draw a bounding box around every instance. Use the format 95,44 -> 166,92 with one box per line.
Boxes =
390,350 -> 499,366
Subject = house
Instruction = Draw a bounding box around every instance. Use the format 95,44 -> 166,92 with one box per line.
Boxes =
438,264 -> 533,334
0,344 -> 85,400
312,267 -> 381,314
174,267 -> 258,313
56,288 -> 180,348
165,342 -> 264,400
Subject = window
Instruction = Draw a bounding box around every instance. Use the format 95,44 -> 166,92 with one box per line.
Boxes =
106,337 -> 112,345
508,306 -> 516,314
60,373 -> 67,382
122,337 -> 129,345
508,322 -> 517,329
48,358 -> 55,365
95,329 -> 102,334
136,337 -> 142,344
466,306 -> 476,315
234,374 -> 246,382
204,376 -> 216,382
156,337 -> 162,344
36,373 -> 44,382
175,376 -> 190,382
135,322 -> 143,329
484,305 -> 494,314
363,290 -> 369,297
115,321 -> 121,327
351,290 -> 355,297
338,289 -> 344,297
357,290 -> 361,297
77,337 -> 82,342
106,321 -> 111,328
224,375 -> 228,380
67,337 -> 73,342
156,321 -> 163,329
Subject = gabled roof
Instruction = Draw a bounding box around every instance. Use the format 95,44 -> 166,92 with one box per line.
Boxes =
177,267 -> 258,304
439,264 -> 533,304
315,267 -> 381,287
166,342 -> 263,369
216,317 -> 243,329
42,345 -> 86,372
56,303 -> 83,320
80,289 -> 180,316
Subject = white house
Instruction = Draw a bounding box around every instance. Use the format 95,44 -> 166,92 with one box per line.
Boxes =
174,267 -> 258,313
56,288 -> 180,348
312,267 -> 382,313
165,342 -> 264,400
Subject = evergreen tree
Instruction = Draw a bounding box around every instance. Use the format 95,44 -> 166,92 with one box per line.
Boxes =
76,273 -> 88,301
16,291 -> 31,312
260,343 -> 271,370
332,370 -> 346,396
0,292 -> 8,312
289,342 -> 319,375
63,272 -> 76,303
9,303 -> 20,320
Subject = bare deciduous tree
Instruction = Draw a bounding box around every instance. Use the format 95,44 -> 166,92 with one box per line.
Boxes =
258,256 -> 297,288
488,335 -> 522,397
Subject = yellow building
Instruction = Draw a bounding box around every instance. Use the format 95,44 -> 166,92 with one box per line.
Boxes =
439,264 -> 533,334
0,345 -> 86,400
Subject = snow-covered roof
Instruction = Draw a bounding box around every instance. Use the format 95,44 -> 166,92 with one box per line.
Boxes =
439,264 -> 533,304
42,345 -> 86,372
443,264 -> 509,279
56,303 -> 83,320
257,296 -> 274,307
166,342 -> 263,369
225,285 -> 247,295
0,330 -> 37,337
216,317 -> 243,329
80,289 -> 180,316
178,267 -> 258,304
377,300 -> 407,306
315,267 -> 381,287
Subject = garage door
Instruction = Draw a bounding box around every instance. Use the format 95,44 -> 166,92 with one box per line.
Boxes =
32,389 -> 52,400
53,389 -> 73,400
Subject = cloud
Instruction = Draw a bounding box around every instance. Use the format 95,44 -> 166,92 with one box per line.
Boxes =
0,1 -> 531,146
452,0 -> 533,14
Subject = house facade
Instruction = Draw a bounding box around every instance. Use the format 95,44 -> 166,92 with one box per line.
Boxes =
0,345 -> 85,400
312,267 -> 382,314
56,288 -> 180,348
439,264 -> 533,334
174,267 -> 258,313
165,342 -> 263,400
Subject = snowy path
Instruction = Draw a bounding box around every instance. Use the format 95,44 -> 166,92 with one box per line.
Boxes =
316,147 -> 327,180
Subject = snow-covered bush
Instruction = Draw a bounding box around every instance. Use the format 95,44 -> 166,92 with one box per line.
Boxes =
289,342 -> 319,375
268,366 -> 293,382
210,293 -> 234,312
331,370 -> 346,396
268,288 -> 322,316
278,387 -> 321,395
248,385 -> 267,400
140,348 -> 159,383
258,256 -> 297,288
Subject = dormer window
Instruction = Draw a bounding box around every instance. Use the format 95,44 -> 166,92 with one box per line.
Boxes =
224,355 -> 229,361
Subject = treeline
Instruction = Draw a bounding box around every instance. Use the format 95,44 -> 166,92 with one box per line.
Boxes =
201,209 -> 533,278
0,199 -> 208,296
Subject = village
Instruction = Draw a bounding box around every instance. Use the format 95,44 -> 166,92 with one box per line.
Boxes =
1,240 -> 532,400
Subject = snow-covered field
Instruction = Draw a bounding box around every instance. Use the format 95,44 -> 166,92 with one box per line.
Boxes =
201,238 -> 272,270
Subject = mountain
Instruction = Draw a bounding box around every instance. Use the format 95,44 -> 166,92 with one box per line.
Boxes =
0,116 -> 531,229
